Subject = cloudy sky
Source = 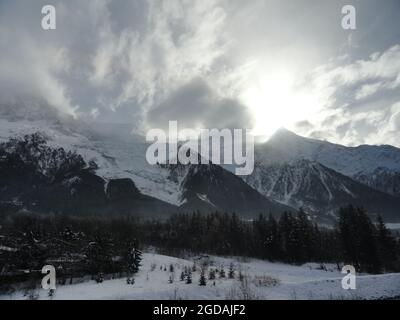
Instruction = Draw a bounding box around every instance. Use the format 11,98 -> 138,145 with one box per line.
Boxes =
0,0 -> 399,146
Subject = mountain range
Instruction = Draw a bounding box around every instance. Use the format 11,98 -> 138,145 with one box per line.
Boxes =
1,103 -> 400,224
238,129 -> 400,223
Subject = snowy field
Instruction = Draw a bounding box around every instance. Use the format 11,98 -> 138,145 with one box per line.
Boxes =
1,253 -> 400,300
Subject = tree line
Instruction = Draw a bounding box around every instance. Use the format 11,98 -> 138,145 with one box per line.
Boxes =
1,205 -> 399,292
142,206 -> 400,273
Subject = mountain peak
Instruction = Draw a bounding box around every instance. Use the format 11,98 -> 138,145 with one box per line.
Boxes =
274,127 -> 297,135
268,128 -> 304,144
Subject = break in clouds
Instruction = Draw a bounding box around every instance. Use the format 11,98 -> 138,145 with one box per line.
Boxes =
0,0 -> 400,146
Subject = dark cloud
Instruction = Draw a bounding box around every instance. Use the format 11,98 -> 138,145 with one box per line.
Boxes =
146,78 -> 253,130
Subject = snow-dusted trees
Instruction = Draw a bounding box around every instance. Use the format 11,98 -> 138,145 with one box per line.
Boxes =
0,213 -> 144,290
199,268 -> 206,286
123,240 -> 142,284
141,210 -> 399,272
208,269 -> 216,280
219,266 -> 226,278
186,270 -> 192,284
228,263 -> 235,279
180,271 -> 185,281
86,234 -> 114,281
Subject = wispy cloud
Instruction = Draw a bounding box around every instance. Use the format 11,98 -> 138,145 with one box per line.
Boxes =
0,0 -> 399,146
304,44 -> 400,146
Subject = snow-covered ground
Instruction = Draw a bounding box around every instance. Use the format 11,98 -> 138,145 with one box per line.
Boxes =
2,253 -> 399,300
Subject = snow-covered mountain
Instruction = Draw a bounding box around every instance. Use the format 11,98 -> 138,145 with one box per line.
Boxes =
0,102 -> 292,217
254,128 -> 400,196
239,129 -> 400,222
256,129 -> 400,196
244,159 -> 400,223
2,101 -> 400,223
354,167 -> 400,196
0,102 -> 183,207
258,128 -> 400,174
178,163 -> 292,216
0,133 -> 177,218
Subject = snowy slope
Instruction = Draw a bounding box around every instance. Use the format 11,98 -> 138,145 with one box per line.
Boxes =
2,100 -> 400,219
2,252 -> 399,300
258,128 -> 400,177
0,104 -> 292,215
0,113 -> 184,206
179,164 -> 292,216
244,159 -> 400,223
254,129 -> 400,197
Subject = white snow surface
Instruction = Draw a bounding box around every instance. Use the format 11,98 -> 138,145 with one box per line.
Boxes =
2,253 -> 399,300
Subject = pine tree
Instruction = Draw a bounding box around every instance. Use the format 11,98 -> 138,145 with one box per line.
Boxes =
219,266 -> 225,278
338,206 -> 381,273
123,242 -> 142,282
132,247 -> 142,273
186,270 -> 192,284
265,214 -> 281,261
279,211 -> 296,263
208,269 -> 216,280
199,268 -> 207,286
95,272 -> 104,283
253,214 -> 267,258
376,215 -> 398,271
123,241 -> 142,284
295,209 -> 314,263
228,263 -> 235,279
86,234 -> 113,280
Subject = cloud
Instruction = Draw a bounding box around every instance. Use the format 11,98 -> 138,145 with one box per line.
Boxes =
0,0 -> 111,118
305,44 -> 400,146
0,0 -> 232,125
311,45 -> 400,107
88,0 -> 230,112
0,22 -> 77,116
1,0 -> 399,148
146,78 -> 253,130
355,82 -> 383,100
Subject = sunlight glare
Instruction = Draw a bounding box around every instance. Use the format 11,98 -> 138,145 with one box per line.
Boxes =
241,69 -> 319,138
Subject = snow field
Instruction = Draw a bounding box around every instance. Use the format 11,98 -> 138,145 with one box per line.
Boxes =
2,253 -> 399,300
